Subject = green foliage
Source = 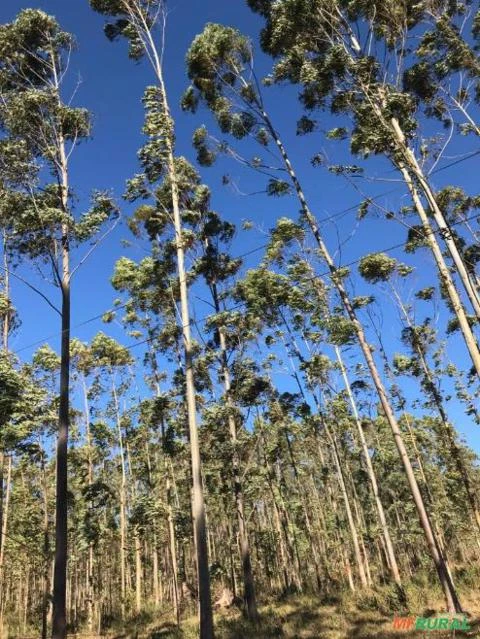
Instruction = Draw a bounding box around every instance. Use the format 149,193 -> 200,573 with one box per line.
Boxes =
192,126 -> 216,166
352,295 -> 374,309
0,352 -> 47,449
326,127 -> 348,140
266,179 -> 291,196
89,332 -> 133,368
296,116 -> 316,135
90,0 -> 164,61
3,4 -> 480,634
265,218 -> 305,263
323,316 -> 357,345
74,192 -> 118,243
185,23 -> 253,115
405,226 -> 430,252
415,287 -> 435,301
358,253 -> 397,283
0,8 -> 113,275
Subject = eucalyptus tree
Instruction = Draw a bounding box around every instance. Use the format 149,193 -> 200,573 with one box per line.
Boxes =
431,188 -> 480,293
70,338 -> 120,631
0,11 -> 117,638
0,351 -> 48,631
110,252 -> 185,622
111,147 -> 260,619
334,345 -> 402,585
237,262 -> 375,590
184,24 -> 462,612
263,218 -> 403,585
193,195 -> 260,619
403,5 -> 480,140
89,2 -> 214,632
87,333 -> 133,619
359,252 -> 480,538
0,137 -> 26,354
0,88 -> 33,629
246,0 -> 480,378
29,345 -> 62,639
110,190 -> 210,622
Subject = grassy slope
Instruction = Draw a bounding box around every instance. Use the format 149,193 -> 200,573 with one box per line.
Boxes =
122,589 -> 480,639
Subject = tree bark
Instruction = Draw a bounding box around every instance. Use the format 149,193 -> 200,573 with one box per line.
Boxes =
324,423 -> 368,588
51,46 -> 72,639
137,10 -> 214,635
167,477 -> 180,627
390,118 -> 480,320
135,528 -> 142,614
392,288 -> 480,537
208,264 -> 258,621
112,377 -> 127,620
52,265 -> 70,639
0,454 -> 11,636
258,106 -> 462,613
335,346 -> 402,585
81,375 -> 95,632
394,142 -> 480,378
41,450 -> 51,639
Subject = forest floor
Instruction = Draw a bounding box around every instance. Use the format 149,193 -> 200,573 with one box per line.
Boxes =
116,590 -> 480,639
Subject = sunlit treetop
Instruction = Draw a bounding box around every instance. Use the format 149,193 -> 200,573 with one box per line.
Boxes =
90,0 -> 165,60
0,9 -> 72,91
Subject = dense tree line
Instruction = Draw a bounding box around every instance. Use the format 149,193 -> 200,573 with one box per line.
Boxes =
0,1 -> 479,638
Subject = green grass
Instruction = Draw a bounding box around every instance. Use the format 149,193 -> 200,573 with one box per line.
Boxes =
140,589 -> 480,639
8,580 -> 480,638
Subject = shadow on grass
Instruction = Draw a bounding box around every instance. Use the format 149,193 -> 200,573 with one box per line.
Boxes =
150,622 -> 184,638
145,599 -> 480,639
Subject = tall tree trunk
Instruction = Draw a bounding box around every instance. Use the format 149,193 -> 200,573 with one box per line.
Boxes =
52,255 -> 70,639
113,6 -> 214,632
0,454 -> 11,635
152,532 -> 161,609
41,451 -> 51,639
340,36 -> 480,327
392,288 -> 480,537
2,231 -> 9,351
394,156 -> 480,378
138,12 -> 214,634
82,375 -> 95,632
51,46 -> 72,639
154,383 -> 180,627
0,232 -> 10,634
0,453 -> 4,633
208,264 -> 258,621
390,118 -> 480,320
112,377 -> 127,620
134,528 -> 142,614
168,99 -> 213,639
324,424 -> 368,588
167,477 -> 180,627
335,346 -> 402,585
257,105 -> 462,613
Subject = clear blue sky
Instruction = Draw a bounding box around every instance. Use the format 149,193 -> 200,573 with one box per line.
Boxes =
2,1 -> 479,451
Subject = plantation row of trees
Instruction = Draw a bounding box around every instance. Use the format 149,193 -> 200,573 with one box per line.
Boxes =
0,1 -> 479,638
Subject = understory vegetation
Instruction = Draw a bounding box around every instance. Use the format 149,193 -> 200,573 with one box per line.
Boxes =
1,1 -> 480,638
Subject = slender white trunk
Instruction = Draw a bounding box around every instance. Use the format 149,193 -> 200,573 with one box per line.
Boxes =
112,377 -> 127,619
396,162 -> 480,377
51,52 -> 71,639
335,346 -> 402,585
391,118 -> 480,320
257,106 -> 462,613
139,13 -> 214,635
